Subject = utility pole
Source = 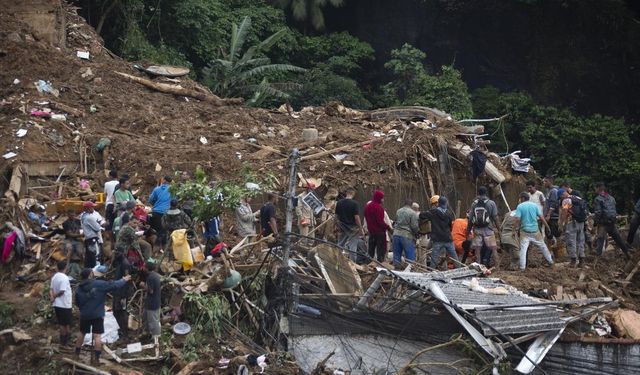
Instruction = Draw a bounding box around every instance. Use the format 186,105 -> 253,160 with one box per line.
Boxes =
282,148 -> 300,265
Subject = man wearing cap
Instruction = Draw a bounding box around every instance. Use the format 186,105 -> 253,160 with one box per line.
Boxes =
420,196 -> 458,269
80,201 -> 104,268
149,176 -> 173,250
139,261 -> 162,339
75,268 -> 130,364
162,199 -> 192,235
514,192 -> 554,270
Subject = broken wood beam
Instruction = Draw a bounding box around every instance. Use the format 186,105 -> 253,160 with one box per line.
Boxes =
272,139 -> 381,164
61,358 -> 111,375
114,71 -> 242,106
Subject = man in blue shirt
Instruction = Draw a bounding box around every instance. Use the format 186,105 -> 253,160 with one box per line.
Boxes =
514,192 -> 553,270
148,176 -> 173,251
74,268 -> 130,364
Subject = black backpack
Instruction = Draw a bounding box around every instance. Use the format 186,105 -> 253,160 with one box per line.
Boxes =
569,195 -> 587,223
471,199 -> 491,228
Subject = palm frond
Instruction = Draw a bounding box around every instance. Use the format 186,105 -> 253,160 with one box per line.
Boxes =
229,16 -> 251,63
291,0 -> 307,21
241,64 -> 306,79
257,28 -> 288,52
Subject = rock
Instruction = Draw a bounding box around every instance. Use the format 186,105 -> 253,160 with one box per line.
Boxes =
93,77 -> 102,84
278,129 -> 289,138
266,132 -> 275,138
80,67 -> 93,79
7,32 -> 22,43
302,128 -> 318,141
24,34 -> 35,42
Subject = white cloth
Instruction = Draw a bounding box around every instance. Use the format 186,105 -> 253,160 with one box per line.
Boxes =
83,311 -> 119,344
51,272 -> 72,308
104,180 -> 119,205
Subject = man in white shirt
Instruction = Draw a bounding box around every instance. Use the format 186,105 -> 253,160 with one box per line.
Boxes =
81,201 -> 105,267
50,260 -> 72,346
103,170 -> 119,242
526,180 -> 546,214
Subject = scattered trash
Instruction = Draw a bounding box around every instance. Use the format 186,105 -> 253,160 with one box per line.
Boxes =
233,133 -> 241,138
236,151 -> 242,160
76,50 -> 90,60
3,152 -> 17,159
35,80 -> 59,97
593,313 -> 612,336
126,342 -> 143,354
30,110 -> 51,119
155,163 -> 162,172
89,104 -> 97,113
296,304 -> 321,317
247,137 -> 257,143
199,136 -> 208,145
342,160 -> 356,166
16,129 -> 27,137
245,182 -> 260,191
333,153 -> 348,161
95,137 -> 111,151
172,322 -> 191,335
12,78 -> 20,85
50,114 -> 66,122
84,311 -> 119,344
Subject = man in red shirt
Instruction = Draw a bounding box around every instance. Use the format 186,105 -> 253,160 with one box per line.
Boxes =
364,190 -> 392,262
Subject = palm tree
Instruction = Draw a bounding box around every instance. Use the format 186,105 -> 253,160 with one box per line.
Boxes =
275,0 -> 345,32
203,17 -> 305,105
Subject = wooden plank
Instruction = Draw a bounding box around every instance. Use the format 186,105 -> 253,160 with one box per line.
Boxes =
61,358 -> 111,375
555,285 -> 563,301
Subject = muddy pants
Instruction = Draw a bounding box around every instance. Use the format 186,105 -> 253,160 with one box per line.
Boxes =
565,221 -> 586,259
338,229 -> 359,262
519,230 -> 553,270
503,244 -> 519,269
431,241 -> 458,270
596,222 -> 629,256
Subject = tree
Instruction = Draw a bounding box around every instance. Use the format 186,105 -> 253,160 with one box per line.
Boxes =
381,43 -> 473,119
291,67 -> 371,109
275,0 -> 344,32
202,16 -> 305,105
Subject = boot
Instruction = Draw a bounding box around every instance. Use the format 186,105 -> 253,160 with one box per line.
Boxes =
570,258 -> 577,267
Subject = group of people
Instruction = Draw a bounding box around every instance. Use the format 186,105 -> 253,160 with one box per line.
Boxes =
332,178 -> 639,271
50,258 -> 161,364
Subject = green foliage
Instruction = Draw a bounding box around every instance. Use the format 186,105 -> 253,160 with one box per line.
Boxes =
32,283 -> 54,325
291,67 -> 371,109
382,43 -> 473,119
0,301 -> 14,330
293,32 -> 375,76
182,292 -> 230,338
202,16 -> 305,104
170,166 -> 276,222
472,86 -> 640,208
275,0 -> 344,31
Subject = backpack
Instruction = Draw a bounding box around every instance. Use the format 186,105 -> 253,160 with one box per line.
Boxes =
568,196 -> 587,223
471,199 -> 491,228
599,195 -> 617,222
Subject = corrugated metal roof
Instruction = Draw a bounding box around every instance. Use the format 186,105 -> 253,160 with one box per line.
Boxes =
380,268 -> 565,336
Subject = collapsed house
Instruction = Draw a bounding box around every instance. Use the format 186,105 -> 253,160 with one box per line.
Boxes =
1,1 -> 640,374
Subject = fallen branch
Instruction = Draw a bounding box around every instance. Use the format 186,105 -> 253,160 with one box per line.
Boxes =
175,360 -> 205,375
114,71 -> 242,106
